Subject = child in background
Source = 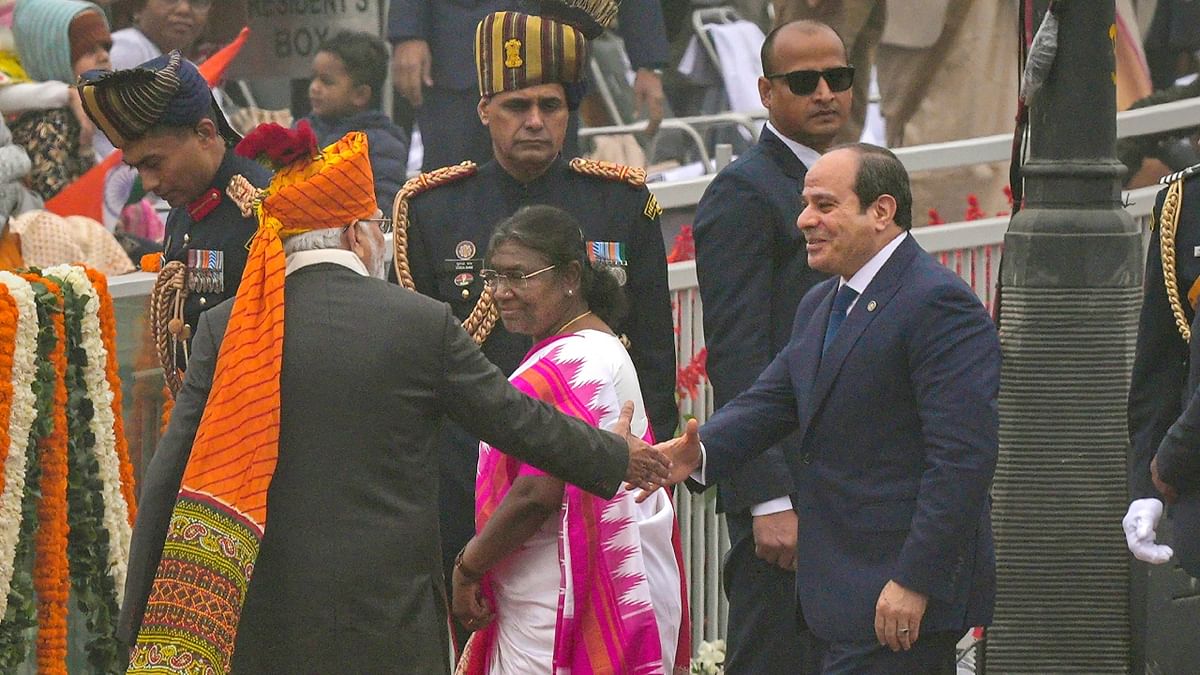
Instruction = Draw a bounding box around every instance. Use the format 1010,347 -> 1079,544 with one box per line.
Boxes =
10,0 -> 112,201
301,30 -> 408,212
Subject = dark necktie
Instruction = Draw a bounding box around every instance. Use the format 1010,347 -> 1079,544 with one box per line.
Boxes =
823,285 -> 859,354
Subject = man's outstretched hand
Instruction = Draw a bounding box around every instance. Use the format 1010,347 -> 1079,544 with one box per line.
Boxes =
613,401 -> 672,491
628,417 -> 702,500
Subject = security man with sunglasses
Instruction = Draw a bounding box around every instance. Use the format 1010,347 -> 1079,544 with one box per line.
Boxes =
693,19 -> 853,674
393,1 -> 676,649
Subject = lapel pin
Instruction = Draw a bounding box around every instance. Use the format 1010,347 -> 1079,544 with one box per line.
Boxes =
867,300 -> 877,312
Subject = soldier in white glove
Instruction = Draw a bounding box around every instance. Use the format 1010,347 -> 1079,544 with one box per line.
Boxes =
1126,163 -> 1200,572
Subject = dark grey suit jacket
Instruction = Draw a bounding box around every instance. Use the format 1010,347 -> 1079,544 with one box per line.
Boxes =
120,262 -> 629,673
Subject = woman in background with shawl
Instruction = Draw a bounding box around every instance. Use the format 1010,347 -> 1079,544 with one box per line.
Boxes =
452,205 -> 689,675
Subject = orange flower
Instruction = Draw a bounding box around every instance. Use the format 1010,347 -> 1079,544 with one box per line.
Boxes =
83,266 -> 138,524
24,274 -> 70,675
0,286 -> 17,496
139,253 -> 162,273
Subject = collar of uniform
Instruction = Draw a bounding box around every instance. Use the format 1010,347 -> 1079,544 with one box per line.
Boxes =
490,154 -> 566,191
210,146 -> 247,192
184,147 -> 244,221
285,248 -> 369,277
187,188 -> 222,221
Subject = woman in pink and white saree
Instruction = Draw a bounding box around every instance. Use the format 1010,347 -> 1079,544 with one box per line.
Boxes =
452,206 -> 690,675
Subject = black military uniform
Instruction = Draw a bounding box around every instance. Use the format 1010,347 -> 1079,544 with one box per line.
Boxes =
74,50 -> 270,366
405,156 -> 677,590
1129,163 -> 1200,574
160,150 -> 272,344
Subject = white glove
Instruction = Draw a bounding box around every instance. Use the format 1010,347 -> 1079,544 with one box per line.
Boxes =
1123,498 -> 1174,564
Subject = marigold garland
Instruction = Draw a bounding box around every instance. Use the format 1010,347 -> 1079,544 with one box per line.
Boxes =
0,266 -> 140,671
27,273 -> 70,675
0,272 -> 39,620
83,266 -> 138,526
0,275 -> 56,670
46,266 -> 126,672
0,285 -> 17,512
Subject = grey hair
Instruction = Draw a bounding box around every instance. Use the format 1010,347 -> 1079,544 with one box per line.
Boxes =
283,227 -> 346,255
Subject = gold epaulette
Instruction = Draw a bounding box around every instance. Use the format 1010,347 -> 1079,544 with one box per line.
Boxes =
568,157 -> 646,187
568,158 -> 662,219
226,174 -> 261,218
390,162 -> 497,345
391,161 -> 478,292
1158,176 -> 1190,342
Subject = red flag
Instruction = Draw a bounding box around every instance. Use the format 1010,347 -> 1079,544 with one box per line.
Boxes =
44,27 -> 251,221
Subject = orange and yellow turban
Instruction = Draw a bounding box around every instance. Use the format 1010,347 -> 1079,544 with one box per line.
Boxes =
126,123 -> 376,674
245,122 -> 377,238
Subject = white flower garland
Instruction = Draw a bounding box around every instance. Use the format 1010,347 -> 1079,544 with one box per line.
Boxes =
0,272 -> 39,617
43,264 -> 132,605
690,639 -> 726,675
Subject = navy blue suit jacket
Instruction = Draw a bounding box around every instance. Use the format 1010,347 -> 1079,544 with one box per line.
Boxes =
700,234 -> 999,643
387,0 -> 670,92
694,126 -> 828,513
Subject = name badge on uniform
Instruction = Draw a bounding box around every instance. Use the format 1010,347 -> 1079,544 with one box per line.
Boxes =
587,240 -> 628,286
186,249 -> 225,294
444,258 -> 482,273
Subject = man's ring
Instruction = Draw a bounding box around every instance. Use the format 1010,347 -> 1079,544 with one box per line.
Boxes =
898,628 -> 910,634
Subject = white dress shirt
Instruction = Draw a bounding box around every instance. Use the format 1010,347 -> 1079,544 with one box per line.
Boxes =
285,248 -> 369,277
764,120 -> 822,169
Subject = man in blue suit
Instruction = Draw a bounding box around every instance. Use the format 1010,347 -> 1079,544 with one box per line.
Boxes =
660,143 -> 999,673
692,19 -> 850,674
387,0 -> 670,171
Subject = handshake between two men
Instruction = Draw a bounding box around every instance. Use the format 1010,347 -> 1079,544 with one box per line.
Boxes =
617,403 -> 702,493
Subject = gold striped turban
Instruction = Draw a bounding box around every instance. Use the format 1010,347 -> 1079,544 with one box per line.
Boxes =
475,0 -> 619,98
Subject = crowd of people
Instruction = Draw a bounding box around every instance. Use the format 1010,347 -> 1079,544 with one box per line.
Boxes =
1,0 -> 1199,673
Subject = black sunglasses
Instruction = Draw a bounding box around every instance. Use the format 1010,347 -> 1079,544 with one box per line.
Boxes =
766,66 -> 855,96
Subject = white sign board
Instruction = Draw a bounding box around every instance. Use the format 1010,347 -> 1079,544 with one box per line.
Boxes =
230,0 -> 383,80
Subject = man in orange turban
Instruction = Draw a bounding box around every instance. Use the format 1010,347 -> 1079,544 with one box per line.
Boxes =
118,123 -> 672,673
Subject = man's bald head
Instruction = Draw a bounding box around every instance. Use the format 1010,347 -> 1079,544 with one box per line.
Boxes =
761,20 -> 847,76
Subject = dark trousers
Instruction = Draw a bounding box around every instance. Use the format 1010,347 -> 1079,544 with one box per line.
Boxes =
815,630 -> 960,675
1170,494 -> 1200,578
722,510 -> 820,675
416,86 -> 582,172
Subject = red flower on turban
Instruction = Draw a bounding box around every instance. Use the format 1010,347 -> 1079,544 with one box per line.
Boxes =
235,120 -> 319,170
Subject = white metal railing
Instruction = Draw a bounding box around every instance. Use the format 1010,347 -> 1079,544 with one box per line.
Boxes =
649,97 -> 1200,210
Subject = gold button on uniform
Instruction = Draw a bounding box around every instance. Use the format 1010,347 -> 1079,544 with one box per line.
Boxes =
461,289 -> 470,299
867,300 -> 877,311
199,296 -> 207,306
183,233 -> 190,244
